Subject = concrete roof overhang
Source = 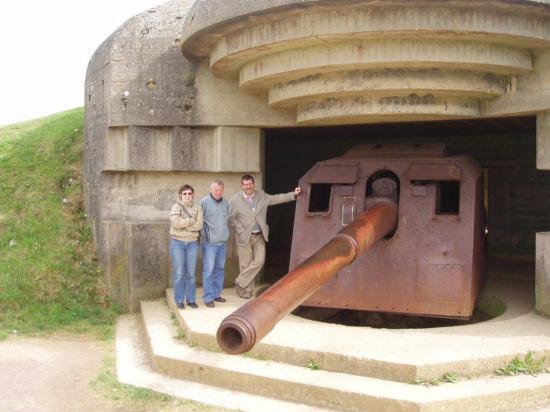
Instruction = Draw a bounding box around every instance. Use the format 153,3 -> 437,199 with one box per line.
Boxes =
182,0 -> 550,58
181,0 -> 550,125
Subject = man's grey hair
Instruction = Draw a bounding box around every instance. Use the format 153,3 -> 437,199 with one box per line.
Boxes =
211,180 -> 224,189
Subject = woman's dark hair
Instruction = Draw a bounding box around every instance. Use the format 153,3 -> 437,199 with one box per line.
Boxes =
241,174 -> 255,184
178,184 -> 194,195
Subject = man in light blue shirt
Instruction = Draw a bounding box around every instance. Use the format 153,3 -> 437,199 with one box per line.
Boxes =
200,180 -> 230,307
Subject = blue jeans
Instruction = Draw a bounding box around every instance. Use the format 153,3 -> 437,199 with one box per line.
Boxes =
201,242 -> 227,303
169,239 -> 198,304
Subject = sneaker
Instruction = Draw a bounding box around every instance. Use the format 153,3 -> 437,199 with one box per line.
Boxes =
214,297 -> 226,303
205,301 -> 215,308
187,302 -> 198,308
177,302 -> 185,309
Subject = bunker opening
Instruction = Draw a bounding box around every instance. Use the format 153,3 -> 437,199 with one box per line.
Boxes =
262,116 -> 543,328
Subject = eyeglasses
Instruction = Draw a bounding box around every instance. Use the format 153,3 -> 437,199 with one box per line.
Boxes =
181,192 -> 193,196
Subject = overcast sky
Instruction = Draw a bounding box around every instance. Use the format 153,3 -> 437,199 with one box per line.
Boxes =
0,0 -> 167,126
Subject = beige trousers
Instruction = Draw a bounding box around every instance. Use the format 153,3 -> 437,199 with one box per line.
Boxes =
235,233 -> 266,293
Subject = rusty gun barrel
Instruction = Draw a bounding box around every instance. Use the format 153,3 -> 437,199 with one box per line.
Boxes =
217,200 -> 398,354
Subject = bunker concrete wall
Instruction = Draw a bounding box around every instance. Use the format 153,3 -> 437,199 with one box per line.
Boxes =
85,0 -> 279,311
537,112 -> 550,316
85,0 -> 550,314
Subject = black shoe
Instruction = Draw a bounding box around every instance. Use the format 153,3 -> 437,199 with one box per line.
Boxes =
235,285 -> 253,299
177,302 -> 185,309
235,285 -> 248,298
214,297 -> 226,303
188,302 -> 198,308
205,301 -> 215,308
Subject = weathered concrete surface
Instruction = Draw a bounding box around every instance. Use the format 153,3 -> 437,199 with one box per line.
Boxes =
134,276 -> 550,411
238,40 -> 532,89
484,49 -> 550,117
536,232 -> 550,316
103,126 -> 261,172
117,314 -> 326,411
538,112 -> 550,171
165,276 -> 550,383
268,69 -> 507,108
182,0 -> 550,125
85,0 -> 275,311
86,0 -> 294,130
182,0 -> 550,58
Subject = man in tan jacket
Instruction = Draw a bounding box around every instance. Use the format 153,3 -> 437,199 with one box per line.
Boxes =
229,174 -> 301,299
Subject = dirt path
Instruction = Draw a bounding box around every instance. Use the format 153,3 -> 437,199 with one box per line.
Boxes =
0,335 -> 123,412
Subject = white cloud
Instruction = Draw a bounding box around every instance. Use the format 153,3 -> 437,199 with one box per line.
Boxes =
0,0 -> 167,125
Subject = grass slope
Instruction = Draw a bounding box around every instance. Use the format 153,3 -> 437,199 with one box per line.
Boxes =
0,108 -> 116,338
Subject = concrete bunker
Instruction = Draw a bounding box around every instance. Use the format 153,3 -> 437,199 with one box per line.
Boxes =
85,0 -> 550,317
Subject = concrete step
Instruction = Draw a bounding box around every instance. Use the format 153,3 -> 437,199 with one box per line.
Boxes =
165,275 -> 550,383
140,299 -> 550,411
117,313 -> 326,412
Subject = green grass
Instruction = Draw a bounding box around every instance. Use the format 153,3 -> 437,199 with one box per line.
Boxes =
307,359 -> 320,370
0,108 -> 118,338
414,372 -> 459,386
494,351 -> 548,376
91,351 -> 172,402
91,348 -> 220,411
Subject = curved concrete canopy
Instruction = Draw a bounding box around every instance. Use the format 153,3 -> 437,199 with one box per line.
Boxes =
182,0 -> 550,57
181,0 -> 550,125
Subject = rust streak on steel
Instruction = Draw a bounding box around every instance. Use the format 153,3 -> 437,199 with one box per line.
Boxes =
217,200 -> 398,354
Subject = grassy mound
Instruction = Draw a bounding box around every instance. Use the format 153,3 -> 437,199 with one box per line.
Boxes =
0,108 -> 117,338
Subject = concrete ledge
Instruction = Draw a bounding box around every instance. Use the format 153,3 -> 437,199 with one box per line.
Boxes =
141,300 -> 419,411
296,95 -> 480,126
183,1 -> 550,59
117,314 -> 327,411
139,298 -> 550,411
239,40 -> 531,90
166,276 -> 550,383
103,126 -> 261,172
268,70 -> 506,109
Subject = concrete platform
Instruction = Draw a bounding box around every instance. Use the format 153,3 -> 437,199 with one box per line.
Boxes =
137,296 -> 550,411
115,274 -> 550,411
166,276 -> 550,383
117,314 -> 326,412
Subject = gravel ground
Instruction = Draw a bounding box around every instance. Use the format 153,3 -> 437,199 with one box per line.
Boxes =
0,335 -> 123,412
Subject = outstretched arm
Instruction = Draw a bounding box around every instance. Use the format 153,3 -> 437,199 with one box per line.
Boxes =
267,187 -> 302,206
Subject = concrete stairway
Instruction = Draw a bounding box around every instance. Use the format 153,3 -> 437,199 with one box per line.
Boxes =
119,276 -> 550,411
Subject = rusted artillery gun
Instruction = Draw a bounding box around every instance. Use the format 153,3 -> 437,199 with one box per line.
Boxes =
217,144 -> 484,354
